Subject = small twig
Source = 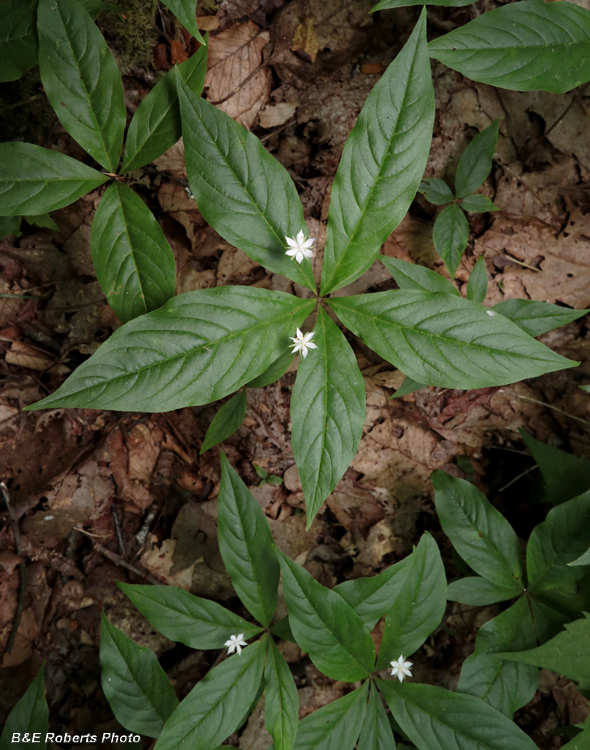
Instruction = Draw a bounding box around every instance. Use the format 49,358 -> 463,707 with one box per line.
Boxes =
498,465 -> 538,494
1,483 -> 26,656
498,390 -> 590,431
112,503 -> 126,555
85,537 -> 161,585
0,93 -> 43,115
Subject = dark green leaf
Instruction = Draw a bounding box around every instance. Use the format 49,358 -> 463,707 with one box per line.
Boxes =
320,10 -> 434,295
432,203 -> 468,278
373,0 -> 474,8
292,682 -> 369,750
91,182 -> 176,323
493,299 -> 588,339
37,0 -> 125,171
457,597 -> 538,717
0,0 -> 37,83
0,216 -> 22,238
380,256 -> 459,296
270,616 -> 296,643
432,471 -> 524,592
265,639 -> 298,750
291,307 -> 365,525
24,213 -> 59,230
0,143 -> 108,216
357,682 -> 396,750
529,598 -> 572,644
377,533 -> 446,668
418,178 -> 454,205
329,291 -> 575,390
155,637 -> 267,750
246,345 -> 294,388
200,392 -> 247,454
377,679 -> 537,750
118,583 -> 263,649
561,716 -> 590,750
447,576 -> 520,606
159,0 -> 204,44
466,257 -> 488,303
178,80 -> 315,291
390,375 -> 427,399
276,548 -> 375,681
26,287 -> 314,411
218,453 -> 279,627
0,665 -> 48,750
569,548 -> 590,567
455,121 -> 498,198
100,613 -> 178,738
461,194 -> 498,213
79,0 -> 120,19
521,430 -> 590,505
428,1 -> 590,94
121,45 -> 208,174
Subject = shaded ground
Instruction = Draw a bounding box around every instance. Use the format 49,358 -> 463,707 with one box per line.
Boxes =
1,0 -> 590,747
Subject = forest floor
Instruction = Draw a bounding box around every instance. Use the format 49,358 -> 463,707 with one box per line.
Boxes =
1,0 -> 590,747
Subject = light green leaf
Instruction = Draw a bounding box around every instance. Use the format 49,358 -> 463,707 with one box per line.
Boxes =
26,287 -> 314,411
466,257 -> 488,303
178,80 -> 315,291
432,471 -> 524,592
457,597 -> 538,717
357,682 -> 396,750
218,453 -> 279,627
562,716 -> 590,750
117,583 -> 263,649
0,142 -> 108,216
0,0 -> 38,83
0,216 -> 22,238
320,10 -> 434,295
428,0 -> 590,94
329,291 -> 575,390
390,375 -> 427,399
91,182 -> 176,323
292,683 -> 369,750
200,392 -> 247,454
100,613 -> 178,738
569,548 -> 590,567
380,256 -> 459,296
447,576 -> 520,606
373,0 -> 473,8
0,665 -> 48,750
154,637 -> 267,750
418,178 -> 454,206
246,344 -> 294,388
24,213 -> 59,231
159,0 -> 204,44
377,679 -> 538,750
276,548 -> 376,681
291,307 -> 365,526
37,0 -> 125,171
493,300 -> 589,339
461,194 -> 498,213
432,203 -> 468,278
121,45 -> 208,174
265,639 -> 298,750
455,121 -> 498,198
529,598 -> 573,645
377,533 -> 446,668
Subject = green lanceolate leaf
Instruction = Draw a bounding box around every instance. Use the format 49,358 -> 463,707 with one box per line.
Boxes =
201,392 -> 247,453
377,679 -> 537,750
246,345 -> 294,388
118,583 -> 263,649
0,143 -> 108,216
178,81 -> 315,292
335,555 -> 412,630
276,548 -> 376,681
529,598 -> 572,645
154,637 -> 267,750
320,10 -> 434,295
265,639 -> 298,750
329,291 -> 575,390
100,613 -> 178,738
0,0 -> 38,83
493,299 -> 588,339
521,430 -> 590,505
390,375 -> 427,399
218,453 -> 279,627
466,257 -> 488,303
458,597 -> 538,717
357,682 -> 396,750
37,0 -> 125,171
418,178 -> 454,206
433,471 -> 524,593
432,203 -> 468,278
526,489 -> 590,593
291,307 -> 365,525
91,182 -> 176,323
428,0 -> 590,94
374,0 -> 473,8
292,682 -> 369,750
121,45 -> 208,174
159,0 -> 204,44
377,533 -> 446,669
447,576 -> 521,606
461,194 -> 498,213
0,665 -> 48,750
455,121 -> 498,199
569,547 -> 590,567
380,256 -> 459,296
26,287 -> 314,411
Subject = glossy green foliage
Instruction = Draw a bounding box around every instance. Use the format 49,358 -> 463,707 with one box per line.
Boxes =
390,375 -> 426,399
521,431 -> 590,505
466,257 -> 488,303
200,392 -> 247,454
432,203 -> 469,278
374,0 -> 473,8
493,300 -> 588,339
418,178 -> 453,205
380,257 -> 459,296
0,665 -> 48,750
0,0 -> 38,82
357,682 -> 396,750
455,121 -> 498,198
264,639 -> 298,750
245,345 -> 294,388
159,0 -> 204,44
461,194 -> 498,213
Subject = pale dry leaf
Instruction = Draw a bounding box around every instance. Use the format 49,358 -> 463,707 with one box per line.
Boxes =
153,138 -> 186,180
196,15 -> 220,31
258,101 -> 298,129
5,341 -> 54,371
291,17 -> 319,63
127,423 -> 163,483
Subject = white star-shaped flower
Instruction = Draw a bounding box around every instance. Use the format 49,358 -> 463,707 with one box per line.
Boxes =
285,230 -> 315,264
289,328 -> 317,358
224,634 -> 248,656
390,655 -> 413,683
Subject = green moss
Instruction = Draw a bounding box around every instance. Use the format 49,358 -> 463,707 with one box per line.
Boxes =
98,0 -> 160,75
